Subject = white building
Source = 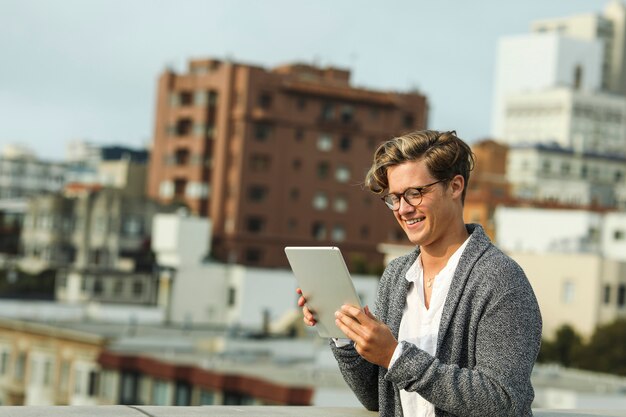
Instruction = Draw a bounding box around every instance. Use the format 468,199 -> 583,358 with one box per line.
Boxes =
152,213 -> 379,333
492,32 -> 603,139
0,146 -> 66,200
503,87 -> 626,155
506,143 -> 626,208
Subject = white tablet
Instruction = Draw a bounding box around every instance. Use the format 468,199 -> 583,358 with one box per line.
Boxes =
285,246 -> 362,338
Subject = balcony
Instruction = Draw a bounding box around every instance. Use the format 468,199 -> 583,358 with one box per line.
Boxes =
0,407 -> 622,417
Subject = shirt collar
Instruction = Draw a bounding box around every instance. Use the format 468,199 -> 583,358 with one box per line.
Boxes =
404,234 -> 473,283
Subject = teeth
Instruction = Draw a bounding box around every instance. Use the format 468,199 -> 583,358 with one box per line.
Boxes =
406,218 -> 424,225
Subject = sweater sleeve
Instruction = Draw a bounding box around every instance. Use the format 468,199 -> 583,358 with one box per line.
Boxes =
384,283 -> 542,417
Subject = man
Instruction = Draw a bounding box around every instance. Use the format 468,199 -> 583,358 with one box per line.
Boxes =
298,130 -> 542,416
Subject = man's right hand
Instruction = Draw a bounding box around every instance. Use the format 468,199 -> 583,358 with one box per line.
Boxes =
296,288 -> 316,326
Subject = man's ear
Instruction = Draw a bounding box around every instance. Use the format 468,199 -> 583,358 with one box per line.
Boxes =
450,175 -> 465,200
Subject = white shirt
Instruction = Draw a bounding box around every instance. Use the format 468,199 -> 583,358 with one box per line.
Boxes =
388,236 -> 471,417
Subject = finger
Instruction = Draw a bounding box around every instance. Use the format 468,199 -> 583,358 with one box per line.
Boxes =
341,304 -> 372,325
364,305 -> 377,320
335,312 -> 361,342
297,296 -> 306,307
296,287 -> 303,295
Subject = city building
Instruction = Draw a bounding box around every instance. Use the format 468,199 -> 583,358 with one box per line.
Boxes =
463,139 -> 512,239
0,145 -> 66,200
146,58 -> 428,268
506,143 -> 626,208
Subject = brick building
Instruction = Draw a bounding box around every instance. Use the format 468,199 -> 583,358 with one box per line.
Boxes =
147,58 -> 428,268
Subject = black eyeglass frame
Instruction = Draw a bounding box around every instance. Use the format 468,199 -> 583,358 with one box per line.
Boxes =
380,179 -> 449,211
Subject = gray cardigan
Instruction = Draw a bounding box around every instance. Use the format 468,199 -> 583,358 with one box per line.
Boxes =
331,224 -> 542,417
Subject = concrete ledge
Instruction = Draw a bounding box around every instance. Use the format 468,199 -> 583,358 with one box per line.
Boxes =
0,407 -> 622,417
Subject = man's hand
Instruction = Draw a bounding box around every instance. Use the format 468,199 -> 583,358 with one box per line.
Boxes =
335,304 -> 398,368
296,288 -> 316,326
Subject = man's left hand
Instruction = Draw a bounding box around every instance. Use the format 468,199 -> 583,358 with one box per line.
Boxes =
335,305 -> 398,368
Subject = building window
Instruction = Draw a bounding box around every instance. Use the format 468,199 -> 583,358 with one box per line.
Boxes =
542,160 -> 551,174
618,284 -> 626,308
248,185 -> 268,202
562,280 -> 575,304
254,123 -> 272,141
228,287 -> 236,307
360,225 -> 370,239
334,195 -> 348,212
223,391 -> 254,405
296,97 -> 307,110
250,154 -> 271,172
403,113 -> 415,128
132,280 -> 143,296
246,216 -> 265,233
294,128 -> 304,141
245,248 -> 262,263
321,103 -> 334,120
289,188 -> 300,201
159,181 -> 174,198
174,382 -> 191,406
317,134 -> 333,152
335,165 -> 351,183
176,119 -> 193,136
59,361 -> 70,392
152,379 -> 169,406
179,91 -> 193,106
292,159 -> 302,171
581,165 -> 588,179
258,92 -> 272,109
123,217 -> 142,236
332,225 -> 346,242
615,230 -> 625,240
341,105 -> 354,123
174,149 -> 190,166
339,136 -> 351,151
604,285 -> 611,305
15,352 -> 25,382
311,222 -> 326,240
287,218 -> 298,231
317,161 -> 330,179
0,350 -> 10,376
313,192 -> 328,210
174,179 -> 187,198
113,279 -> 124,296
199,390 -> 215,405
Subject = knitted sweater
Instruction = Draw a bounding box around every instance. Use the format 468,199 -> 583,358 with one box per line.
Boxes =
331,224 -> 542,417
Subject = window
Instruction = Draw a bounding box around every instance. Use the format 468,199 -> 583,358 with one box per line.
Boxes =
175,149 -> 190,165
618,284 -> 626,308
296,97 -> 307,110
159,181 -> 174,198
123,217 -> 142,236
245,248 -> 262,263
132,280 -> 143,296
254,123 -> 272,141
360,225 -> 370,239
614,230 -> 625,240
258,92 -> 272,109
250,154 -> 271,172
248,185 -> 268,202
542,160 -> 551,174
287,218 -> 297,231
339,136 -> 351,151
246,216 -> 265,233
199,390 -> 215,405
228,287 -> 236,306
174,179 -> 187,198
311,222 -> 326,240
562,280 -> 575,304
294,128 -> 304,141
317,134 -> 333,151
88,370 -> 98,396
59,361 -> 70,392
334,195 -> 348,212
113,279 -> 124,296
0,349 -> 10,375
152,379 -> 169,405
289,188 -> 300,201
335,165 -> 351,183
317,161 -> 330,179
174,382 -> 191,406
223,391 -> 254,405
313,192 -> 328,210
341,105 -> 354,123
321,103 -> 334,120
292,159 -> 302,171
604,285 -> 611,305
332,225 -> 346,241
175,118 -> 193,136
403,113 -> 415,128
179,91 -> 193,106
15,352 -> 25,382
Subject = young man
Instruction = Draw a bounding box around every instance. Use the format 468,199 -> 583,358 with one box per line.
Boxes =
298,130 -> 542,417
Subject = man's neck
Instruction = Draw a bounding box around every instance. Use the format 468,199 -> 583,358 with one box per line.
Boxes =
420,223 -> 469,274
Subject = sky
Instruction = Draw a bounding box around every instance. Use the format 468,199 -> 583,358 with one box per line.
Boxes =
0,0 -> 609,161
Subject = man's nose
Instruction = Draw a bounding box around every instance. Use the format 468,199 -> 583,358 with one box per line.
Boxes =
397,196 -> 414,214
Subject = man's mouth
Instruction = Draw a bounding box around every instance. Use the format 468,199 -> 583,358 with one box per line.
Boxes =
405,217 -> 425,225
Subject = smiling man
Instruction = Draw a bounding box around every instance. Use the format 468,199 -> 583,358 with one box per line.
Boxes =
298,130 -> 542,417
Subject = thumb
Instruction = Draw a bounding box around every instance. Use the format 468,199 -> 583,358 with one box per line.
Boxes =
364,305 -> 376,320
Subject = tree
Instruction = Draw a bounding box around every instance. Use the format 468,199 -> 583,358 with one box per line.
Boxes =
577,319 -> 626,376
537,324 -> 583,367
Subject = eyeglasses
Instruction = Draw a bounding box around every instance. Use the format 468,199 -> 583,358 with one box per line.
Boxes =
381,179 -> 448,211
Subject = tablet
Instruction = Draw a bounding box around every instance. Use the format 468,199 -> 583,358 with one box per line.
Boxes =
285,246 -> 362,338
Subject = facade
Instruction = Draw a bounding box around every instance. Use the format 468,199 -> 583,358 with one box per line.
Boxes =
491,32 -> 603,139
0,146 -> 66,200
146,58 -> 428,268
502,87 -> 626,155
531,0 -> 626,95
463,139 -> 512,239
506,143 -> 626,208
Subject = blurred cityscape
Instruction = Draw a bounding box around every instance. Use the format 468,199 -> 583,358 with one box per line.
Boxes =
1,1 -> 626,412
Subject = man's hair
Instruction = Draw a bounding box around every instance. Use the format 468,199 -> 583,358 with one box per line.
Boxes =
365,130 -> 475,203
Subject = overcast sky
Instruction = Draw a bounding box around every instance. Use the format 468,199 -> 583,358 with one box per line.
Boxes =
0,0 -> 608,161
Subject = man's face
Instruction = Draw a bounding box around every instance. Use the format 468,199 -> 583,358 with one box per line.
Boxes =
386,160 -> 459,249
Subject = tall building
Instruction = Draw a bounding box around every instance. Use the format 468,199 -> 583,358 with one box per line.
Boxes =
491,0 -> 626,155
147,58 -> 428,268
